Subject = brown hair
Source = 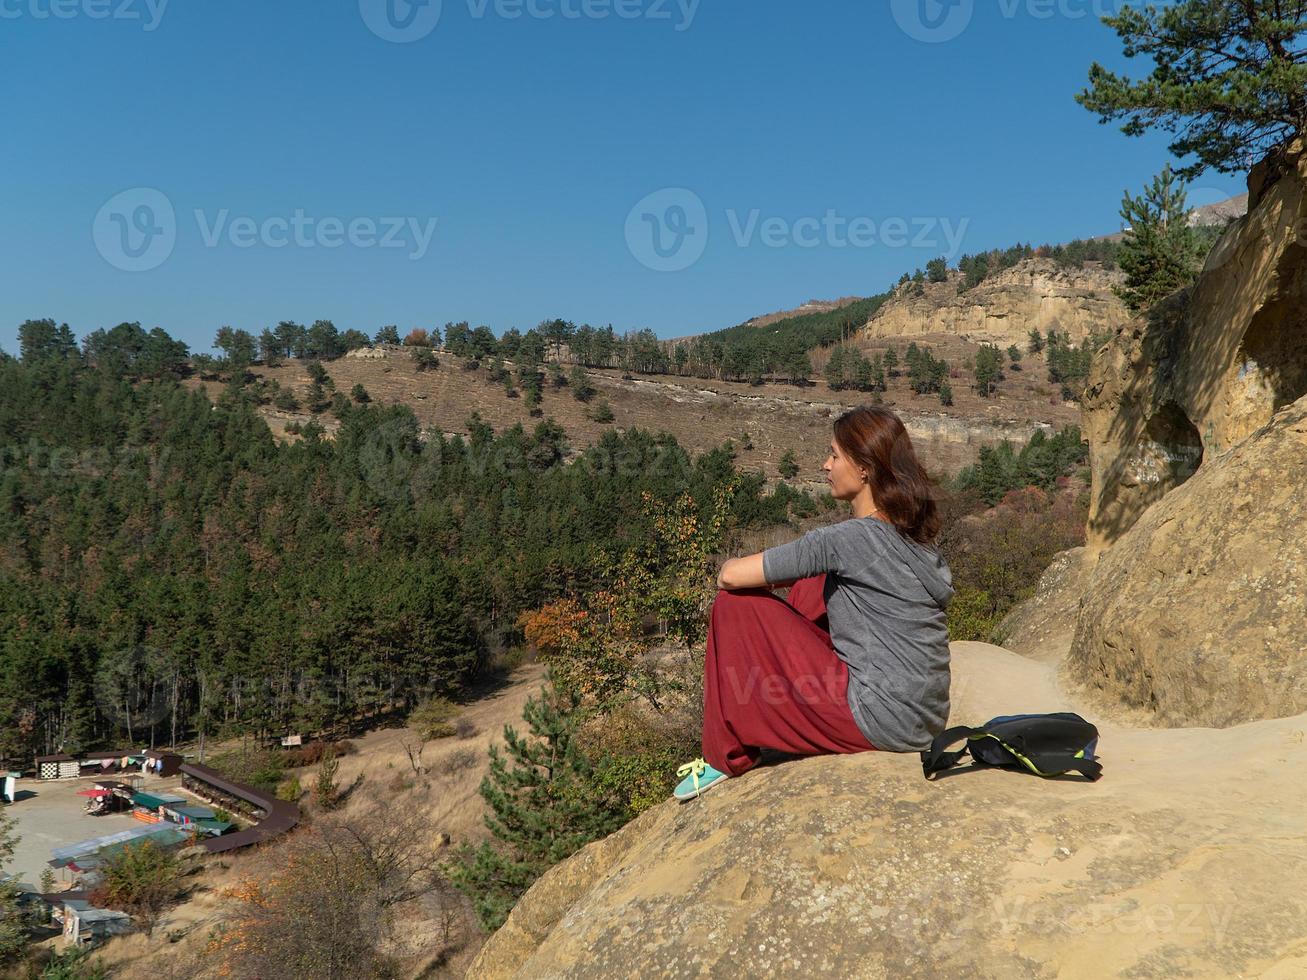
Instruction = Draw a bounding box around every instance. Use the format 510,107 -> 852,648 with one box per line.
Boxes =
832,405 -> 942,547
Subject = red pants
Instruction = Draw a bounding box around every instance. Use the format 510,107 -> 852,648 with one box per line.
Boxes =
702,573 -> 877,776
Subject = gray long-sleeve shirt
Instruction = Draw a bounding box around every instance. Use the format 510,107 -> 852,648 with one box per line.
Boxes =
761,515 -> 954,752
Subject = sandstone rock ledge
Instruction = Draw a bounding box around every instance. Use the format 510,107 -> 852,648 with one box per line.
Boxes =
467,642 -> 1307,979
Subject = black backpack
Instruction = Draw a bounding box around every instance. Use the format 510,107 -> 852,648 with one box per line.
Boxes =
920,712 -> 1102,781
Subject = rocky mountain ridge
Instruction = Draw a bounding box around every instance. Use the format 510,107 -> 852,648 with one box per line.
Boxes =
861,257 -> 1129,349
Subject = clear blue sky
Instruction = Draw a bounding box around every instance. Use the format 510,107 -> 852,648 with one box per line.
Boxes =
0,0 -> 1243,356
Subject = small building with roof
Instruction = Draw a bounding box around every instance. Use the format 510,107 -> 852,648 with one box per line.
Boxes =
59,900 -> 133,946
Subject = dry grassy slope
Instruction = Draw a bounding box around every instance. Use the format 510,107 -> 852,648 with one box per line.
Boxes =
191,336 -> 1081,483
84,662 -> 550,979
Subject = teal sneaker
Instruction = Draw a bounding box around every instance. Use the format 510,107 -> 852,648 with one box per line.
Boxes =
673,757 -> 729,801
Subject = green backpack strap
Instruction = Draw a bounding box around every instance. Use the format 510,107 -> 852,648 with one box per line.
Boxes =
921,731 -> 1104,781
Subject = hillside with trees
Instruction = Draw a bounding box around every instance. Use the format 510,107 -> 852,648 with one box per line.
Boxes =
0,323 -> 812,766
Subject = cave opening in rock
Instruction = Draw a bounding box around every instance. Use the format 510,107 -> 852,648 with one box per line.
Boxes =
1143,401 -> 1204,486
1238,264 -> 1307,412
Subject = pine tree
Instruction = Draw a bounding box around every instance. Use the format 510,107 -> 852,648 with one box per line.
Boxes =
905,342 -> 921,371
870,356 -> 886,392
882,346 -> 898,378
778,450 -> 799,479
974,344 -> 1004,398
1076,2 -> 1306,181
1114,164 -> 1205,312
853,354 -> 874,392
786,350 -> 812,385
524,378 -> 543,416
1027,328 -> 1044,354
569,365 -> 595,402
824,347 -> 847,390
448,682 -> 625,932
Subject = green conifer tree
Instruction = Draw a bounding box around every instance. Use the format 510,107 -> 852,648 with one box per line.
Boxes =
448,683 -> 625,932
1114,164 -> 1205,312
973,344 -> 1004,398
854,354 -> 874,392
1075,2 -> 1306,181
569,365 -> 595,402
824,347 -> 847,390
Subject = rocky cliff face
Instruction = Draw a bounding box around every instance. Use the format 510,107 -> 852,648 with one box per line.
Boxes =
1063,138 -> 1307,729
1068,388 -> 1307,726
1080,138 -> 1307,555
862,258 -> 1130,349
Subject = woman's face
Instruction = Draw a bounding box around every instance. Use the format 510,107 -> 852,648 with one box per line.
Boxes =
823,437 -> 864,501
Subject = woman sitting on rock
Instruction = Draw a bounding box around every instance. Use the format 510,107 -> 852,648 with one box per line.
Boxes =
674,405 -> 955,800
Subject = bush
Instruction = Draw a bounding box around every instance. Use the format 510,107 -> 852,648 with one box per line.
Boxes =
578,706 -> 699,818
210,808 -> 463,978
409,697 -> 460,739
275,777 -> 302,803
90,840 -> 184,934
438,747 -> 480,777
31,946 -> 109,980
944,585 -> 1005,643
937,485 -> 1087,636
454,717 -> 478,740
388,772 -> 415,794
282,740 -> 357,768
589,400 -> 615,424
314,751 -> 341,811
